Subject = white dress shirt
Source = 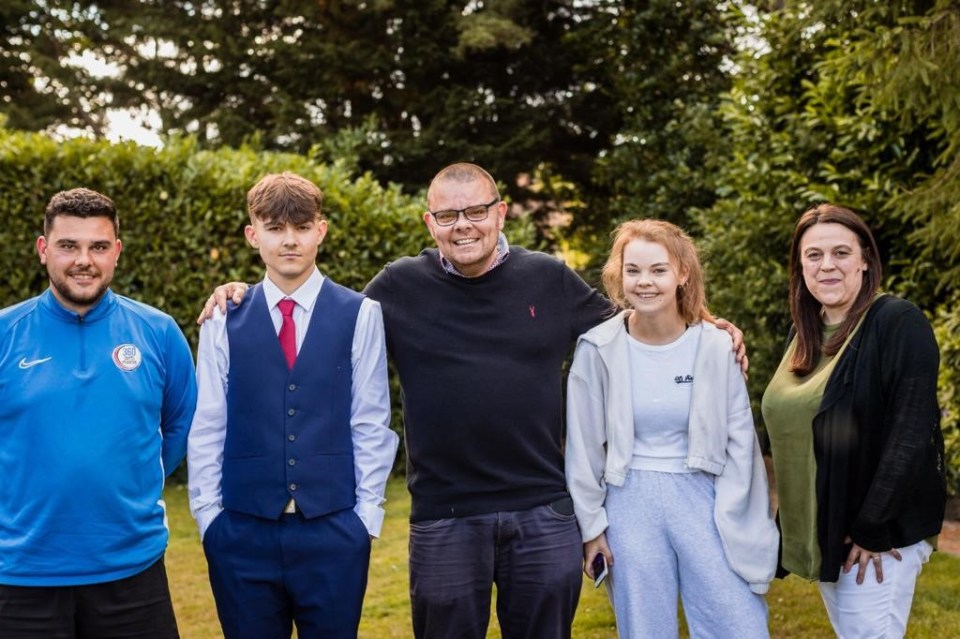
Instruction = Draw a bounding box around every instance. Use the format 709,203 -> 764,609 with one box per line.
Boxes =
187,268 -> 398,539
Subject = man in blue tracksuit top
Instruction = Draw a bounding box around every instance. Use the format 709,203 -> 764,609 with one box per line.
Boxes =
0,188 -> 198,638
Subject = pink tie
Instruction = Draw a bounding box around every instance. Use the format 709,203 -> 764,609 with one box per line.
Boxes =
277,299 -> 297,369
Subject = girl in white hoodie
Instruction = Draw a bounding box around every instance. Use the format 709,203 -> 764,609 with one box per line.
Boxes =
565,219 -> 778,638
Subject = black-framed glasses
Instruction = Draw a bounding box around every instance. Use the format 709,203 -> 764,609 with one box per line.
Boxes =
429,197 -> 500,226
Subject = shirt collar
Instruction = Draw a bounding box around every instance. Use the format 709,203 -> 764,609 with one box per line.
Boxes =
439,232 -> 511,278
262,267 -> 324,312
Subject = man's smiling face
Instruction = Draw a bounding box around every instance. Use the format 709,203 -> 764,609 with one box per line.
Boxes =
423,177 -> 506,278
37,215 -> 122,314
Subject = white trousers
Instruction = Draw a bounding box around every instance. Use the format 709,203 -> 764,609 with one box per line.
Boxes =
818,539 -> 933,639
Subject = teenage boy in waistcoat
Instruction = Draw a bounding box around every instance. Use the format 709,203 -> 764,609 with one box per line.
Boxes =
187,172 -> 399,638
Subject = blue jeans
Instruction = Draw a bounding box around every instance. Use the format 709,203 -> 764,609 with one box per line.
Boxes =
409,500 -> 583,639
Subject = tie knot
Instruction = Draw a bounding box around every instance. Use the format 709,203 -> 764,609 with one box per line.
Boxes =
278,299 -> 296,318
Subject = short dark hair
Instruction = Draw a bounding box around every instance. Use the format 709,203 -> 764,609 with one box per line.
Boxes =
247,172 -> 323,225
44,188 -> 118,235
788,204 -> 882,375
426,163 -> 500,209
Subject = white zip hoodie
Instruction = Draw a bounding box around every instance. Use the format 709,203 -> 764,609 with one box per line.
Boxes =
565,311 -> 779,594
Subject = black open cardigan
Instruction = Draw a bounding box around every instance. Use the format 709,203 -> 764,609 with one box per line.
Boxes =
782,294 -> 946,583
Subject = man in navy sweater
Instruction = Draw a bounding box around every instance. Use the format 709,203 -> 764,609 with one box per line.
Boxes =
204,163 -> 744,638
365,163 -> 612,638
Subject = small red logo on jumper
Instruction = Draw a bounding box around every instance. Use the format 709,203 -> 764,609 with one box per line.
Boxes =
529,305 -> 536,318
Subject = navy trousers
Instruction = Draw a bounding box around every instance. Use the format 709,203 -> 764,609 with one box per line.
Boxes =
202,508 -> 370,639
408,501 -> 583,639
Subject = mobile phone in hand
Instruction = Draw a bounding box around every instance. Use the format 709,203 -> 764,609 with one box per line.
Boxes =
592,553 -> 608,587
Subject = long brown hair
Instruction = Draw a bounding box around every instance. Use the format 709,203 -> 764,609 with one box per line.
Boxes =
788,204 -> 882,375
601,219 -> 714,325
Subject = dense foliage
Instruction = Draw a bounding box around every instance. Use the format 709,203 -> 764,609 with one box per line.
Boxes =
0,1 -> 736,229
3,1 -> 958,491
587,0 -> 736,227
1,1 -> 99,131
0,126 -> 535,469
697,1 -> 960,486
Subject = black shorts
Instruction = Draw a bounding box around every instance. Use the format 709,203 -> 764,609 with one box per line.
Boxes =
0,555 -> 179,639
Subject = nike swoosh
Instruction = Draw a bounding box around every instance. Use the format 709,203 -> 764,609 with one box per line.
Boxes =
18,357 -> 52,369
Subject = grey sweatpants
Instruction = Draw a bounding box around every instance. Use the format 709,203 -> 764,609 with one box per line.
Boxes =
605,469 -> 769,639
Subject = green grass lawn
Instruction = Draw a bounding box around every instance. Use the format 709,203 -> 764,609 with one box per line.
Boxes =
166,479 -> 960,638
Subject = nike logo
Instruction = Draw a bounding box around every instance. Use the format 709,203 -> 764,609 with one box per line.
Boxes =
18,357 -> 52,369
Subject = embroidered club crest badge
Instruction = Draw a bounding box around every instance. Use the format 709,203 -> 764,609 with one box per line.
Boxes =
112,344 -> 143,371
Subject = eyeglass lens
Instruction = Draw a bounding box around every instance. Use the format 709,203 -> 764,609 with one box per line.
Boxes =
432,199 -> 498,226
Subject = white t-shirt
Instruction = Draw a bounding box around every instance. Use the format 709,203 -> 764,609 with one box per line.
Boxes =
627,322 -> 702,473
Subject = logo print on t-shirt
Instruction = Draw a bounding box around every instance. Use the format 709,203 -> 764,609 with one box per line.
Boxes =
529,305 -> 536,318
112,344 -> 143,372
674,374 -> 694,384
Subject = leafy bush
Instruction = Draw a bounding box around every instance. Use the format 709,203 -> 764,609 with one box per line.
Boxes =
933,300 -> 960,495
0,128 -> 536,474
695,2 -> 960,493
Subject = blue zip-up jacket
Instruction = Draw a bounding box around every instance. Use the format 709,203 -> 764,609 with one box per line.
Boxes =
0,289 -> 198,586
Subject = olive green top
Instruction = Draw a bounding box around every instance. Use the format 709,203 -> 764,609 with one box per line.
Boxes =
761,322 -> 852,580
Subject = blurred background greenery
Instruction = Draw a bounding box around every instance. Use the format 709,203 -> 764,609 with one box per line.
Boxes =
2,0 -> 958,492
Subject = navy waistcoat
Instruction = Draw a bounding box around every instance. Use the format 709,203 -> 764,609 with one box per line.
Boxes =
222,280 -> 362,520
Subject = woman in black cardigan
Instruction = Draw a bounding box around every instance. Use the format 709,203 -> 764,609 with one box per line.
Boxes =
762,204 -> 945,638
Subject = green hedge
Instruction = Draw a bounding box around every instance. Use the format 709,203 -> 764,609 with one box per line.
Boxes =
0,128 -> 536,474
933,299 -> 960,495
4,128 -> 955,495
